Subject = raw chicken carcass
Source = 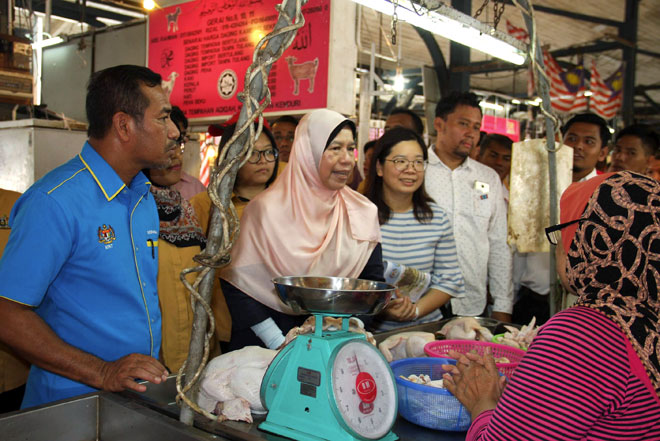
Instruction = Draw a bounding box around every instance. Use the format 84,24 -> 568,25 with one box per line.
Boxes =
438,317 -> 494,341
378,332 -> 435,362
284,316 -> 376,346
197,346 -> 276,423
498,317 -> 539,350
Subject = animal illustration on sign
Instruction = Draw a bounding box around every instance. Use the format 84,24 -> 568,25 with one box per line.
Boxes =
160,48 -> 174,68
162,72 -> 179,98
285,56 -> 319,96
167,7 -> 182,32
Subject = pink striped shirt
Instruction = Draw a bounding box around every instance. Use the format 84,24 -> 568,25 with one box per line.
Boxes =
467,306 -> 660,440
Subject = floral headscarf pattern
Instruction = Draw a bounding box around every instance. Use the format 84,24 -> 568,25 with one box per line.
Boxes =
567,171 -> 660,399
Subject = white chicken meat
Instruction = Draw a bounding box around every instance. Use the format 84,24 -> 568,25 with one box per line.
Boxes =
438,317 -> 494,341
197,346 -> 276,423
378,331 -> 435,362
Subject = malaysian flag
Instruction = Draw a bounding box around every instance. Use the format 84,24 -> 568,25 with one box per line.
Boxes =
506,20 -> 529,42
199,137 -> 214,187
542,51 -> 588,113
589,60 -> 623,120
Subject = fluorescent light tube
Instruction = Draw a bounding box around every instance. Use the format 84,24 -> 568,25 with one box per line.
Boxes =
352,0 -> 527,65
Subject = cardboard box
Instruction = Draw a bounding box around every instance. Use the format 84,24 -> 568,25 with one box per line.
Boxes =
0,34 -> 32,72
0,69 -> 33,104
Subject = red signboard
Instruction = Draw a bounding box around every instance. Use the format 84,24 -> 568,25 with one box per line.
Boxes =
148,0 -> 330,120
481,115 -> 520,141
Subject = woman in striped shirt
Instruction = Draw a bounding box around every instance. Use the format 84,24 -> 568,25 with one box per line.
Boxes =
443,171 -> 660,440
365,127 -> 465,331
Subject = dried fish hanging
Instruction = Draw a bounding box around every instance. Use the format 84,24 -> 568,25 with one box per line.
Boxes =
176,0 -> 308,425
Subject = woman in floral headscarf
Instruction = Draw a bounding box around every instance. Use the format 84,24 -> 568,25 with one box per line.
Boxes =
442,171 -> 660,440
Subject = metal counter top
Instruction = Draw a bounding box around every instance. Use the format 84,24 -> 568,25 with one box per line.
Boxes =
120,376 -> 467,441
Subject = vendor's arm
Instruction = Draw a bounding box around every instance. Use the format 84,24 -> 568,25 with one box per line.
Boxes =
358,243 -> 385,282
220,279 -> 286,349
381,288 -> 450,322
0,298 -> 168,392
355,243 -> 385,328
446,308 -> 644,440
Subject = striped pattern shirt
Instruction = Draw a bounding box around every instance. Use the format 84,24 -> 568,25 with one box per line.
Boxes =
374,203 -> 465,331
467,306 -> 660,440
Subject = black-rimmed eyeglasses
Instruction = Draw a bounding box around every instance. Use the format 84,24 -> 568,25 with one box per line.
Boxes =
247,148 -> 278,164
545,219 -> 587,245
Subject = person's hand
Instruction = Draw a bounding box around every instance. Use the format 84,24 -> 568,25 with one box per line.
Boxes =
382,296 -> 417,322
491,311 -> 512,323
99,353 -> 169,393
441,348 -> 505,419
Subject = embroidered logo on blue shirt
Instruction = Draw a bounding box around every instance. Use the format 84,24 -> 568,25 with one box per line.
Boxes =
98,224 -> 116,246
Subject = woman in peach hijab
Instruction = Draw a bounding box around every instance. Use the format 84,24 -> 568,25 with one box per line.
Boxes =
220,109 -> 384,351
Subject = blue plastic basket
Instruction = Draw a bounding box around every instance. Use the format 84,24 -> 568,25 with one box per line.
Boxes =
390,357 -> 471,432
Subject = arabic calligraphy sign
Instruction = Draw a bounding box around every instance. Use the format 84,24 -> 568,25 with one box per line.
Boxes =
148,0 -> 330,120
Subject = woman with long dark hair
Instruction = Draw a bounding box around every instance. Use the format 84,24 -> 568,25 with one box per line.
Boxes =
365,127 -> 464,331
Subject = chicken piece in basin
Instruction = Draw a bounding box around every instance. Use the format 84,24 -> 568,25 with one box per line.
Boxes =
378,332 -> 435,362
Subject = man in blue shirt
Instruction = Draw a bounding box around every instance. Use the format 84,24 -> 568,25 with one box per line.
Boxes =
0,65 -> 178,407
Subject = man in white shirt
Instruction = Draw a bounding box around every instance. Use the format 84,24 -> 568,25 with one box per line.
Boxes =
425,92 -> 512,321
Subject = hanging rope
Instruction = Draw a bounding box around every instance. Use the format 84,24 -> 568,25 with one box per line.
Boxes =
176,0 -> 307,424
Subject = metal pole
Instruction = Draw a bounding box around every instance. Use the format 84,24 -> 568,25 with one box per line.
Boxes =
620,0 -> 639,125
45,0 -> 51,34
515,0 -> 560,316
179,0 -> 305,425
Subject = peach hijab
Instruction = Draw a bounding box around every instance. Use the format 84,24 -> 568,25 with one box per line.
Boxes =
220,109 -> 381,314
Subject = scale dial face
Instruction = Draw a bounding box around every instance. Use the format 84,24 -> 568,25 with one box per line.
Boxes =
330,339 -> 397,440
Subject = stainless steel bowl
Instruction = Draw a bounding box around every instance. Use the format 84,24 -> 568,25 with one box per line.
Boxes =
272,276 -> 396,315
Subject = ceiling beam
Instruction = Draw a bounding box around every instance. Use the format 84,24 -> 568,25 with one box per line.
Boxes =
640,92 -> 660,114
550,41 -> 621,58
32,0 -> 133,28
637,48 -> 660,60
502,1 -> 622,28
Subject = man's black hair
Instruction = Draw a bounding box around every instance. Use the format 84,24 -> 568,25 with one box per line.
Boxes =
561,113 -> 611,147
272,115 -> 299,127
479,133 -> 513,156
434,91 -> 481,119
363,140 -> 377,153
615,124 -> 659,157
388,107 -> 424,136
86,65 -> 163,139
170,106 -> 188,131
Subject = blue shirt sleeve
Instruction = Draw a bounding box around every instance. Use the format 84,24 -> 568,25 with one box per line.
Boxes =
0,189 -> 74,306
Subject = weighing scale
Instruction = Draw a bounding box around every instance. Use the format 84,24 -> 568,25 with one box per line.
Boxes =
259,276 -> 399,441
